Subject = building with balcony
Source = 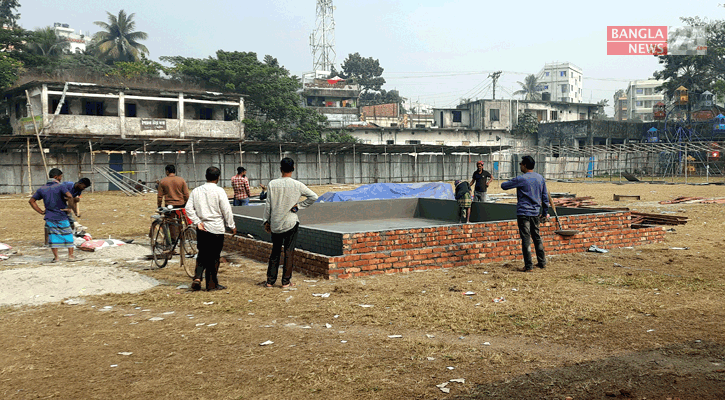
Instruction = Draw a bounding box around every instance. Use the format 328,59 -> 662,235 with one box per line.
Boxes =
537,62 -> 583,103
3,81 -> 244,139
52,23 -> 90,54
625,79 -> 665,122
301,71 -> 361,128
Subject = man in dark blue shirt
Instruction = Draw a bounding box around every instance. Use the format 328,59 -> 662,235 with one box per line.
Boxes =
60,178 -> 91,231
501,156 -> 550,272
29,168 -> 78,262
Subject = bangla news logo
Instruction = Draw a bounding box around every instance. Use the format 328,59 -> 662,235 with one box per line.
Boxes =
607,26 -> 707,56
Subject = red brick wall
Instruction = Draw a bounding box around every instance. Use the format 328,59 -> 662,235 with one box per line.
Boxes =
222,211 -> 665,280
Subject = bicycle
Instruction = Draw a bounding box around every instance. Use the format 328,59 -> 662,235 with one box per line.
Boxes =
149,206 -> 198,277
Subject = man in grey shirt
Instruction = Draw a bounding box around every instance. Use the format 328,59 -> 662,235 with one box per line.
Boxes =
263,158 -> 318,288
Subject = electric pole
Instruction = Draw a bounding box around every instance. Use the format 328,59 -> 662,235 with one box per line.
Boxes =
489,71 -> 502,100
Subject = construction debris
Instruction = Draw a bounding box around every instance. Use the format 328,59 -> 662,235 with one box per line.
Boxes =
659,196 -> 705,204
551,196 -> 597,207
630,212 -> 689,227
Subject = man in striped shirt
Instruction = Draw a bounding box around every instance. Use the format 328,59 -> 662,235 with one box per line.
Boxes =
263,158 -> 318,288
186,166 -> 237,291
231,167 -> 251,206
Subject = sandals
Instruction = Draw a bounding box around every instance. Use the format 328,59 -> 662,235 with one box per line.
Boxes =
191,279 -> 202,291
281,282 -> 295,288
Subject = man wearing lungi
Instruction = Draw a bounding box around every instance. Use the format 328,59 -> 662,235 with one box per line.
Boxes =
29,168 -> 78,262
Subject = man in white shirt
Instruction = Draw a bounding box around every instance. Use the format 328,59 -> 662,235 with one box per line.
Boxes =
186,166 -> 237,291
263,158 -> 318,288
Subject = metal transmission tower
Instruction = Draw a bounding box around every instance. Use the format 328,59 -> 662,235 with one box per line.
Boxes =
309,0 -> 336,72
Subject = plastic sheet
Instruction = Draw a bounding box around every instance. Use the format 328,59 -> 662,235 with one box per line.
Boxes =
317,182 -> 454,202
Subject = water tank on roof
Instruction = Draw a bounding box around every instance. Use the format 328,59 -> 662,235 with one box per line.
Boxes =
62,24 -> 69,28
541,92 -> 551,101
54,22 -> 61,27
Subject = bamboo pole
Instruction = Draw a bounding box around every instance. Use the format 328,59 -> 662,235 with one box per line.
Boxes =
317,144 -> 322,185
191,142 -> 198,188
143,141 -> 148,185
25,90 -> 48,174
89,140 -> 94,193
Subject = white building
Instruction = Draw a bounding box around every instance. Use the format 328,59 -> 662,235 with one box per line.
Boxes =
626,79 -> 665,122
625,79 -> 665,122
537,62 -> 583,103
52,23 -> 90,54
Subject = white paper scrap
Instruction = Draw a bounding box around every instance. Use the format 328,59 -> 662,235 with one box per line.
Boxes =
312,293 -> 330,298
464,291 -> 476,295
450,378 -> 465,383
388,335 -> 403,338
117,352 -> 133,356
359,304 -> 374,308
148,317 -> 164,321
260,340 -> 274,346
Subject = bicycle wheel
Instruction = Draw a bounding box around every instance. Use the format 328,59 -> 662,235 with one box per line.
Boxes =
151,223 -> 170,269
181,226 -> 198,278
149,219 -> 162,248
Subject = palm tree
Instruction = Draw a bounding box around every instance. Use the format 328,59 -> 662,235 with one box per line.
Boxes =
514,74 -> 542,101
92,10 -> 148,63
27,27 -> 70,57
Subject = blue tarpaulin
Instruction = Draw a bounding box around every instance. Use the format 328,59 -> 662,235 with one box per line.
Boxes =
316,182 -> 454,202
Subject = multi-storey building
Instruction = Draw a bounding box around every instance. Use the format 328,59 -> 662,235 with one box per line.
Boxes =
301,71 -> 360,128
625,79 -> 665,122
52,23 -> 90,54
613,92 -> 627,121
537,62 -> 583,103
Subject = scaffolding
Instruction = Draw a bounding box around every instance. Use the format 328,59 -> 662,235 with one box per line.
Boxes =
509,141 -> 725,183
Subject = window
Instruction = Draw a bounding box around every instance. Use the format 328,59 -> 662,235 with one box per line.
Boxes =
125,103 -> 137,117
543,85 -> 548,90
560,71 -> 566,77
415,124 -> 426,128
50,99 -> 70,115
390,123 -> 398,127
489,108 -> 500,122
579,113 -> 586,120
636,101 -> 643,107
644,88 -> 653,95
545,72 -> 550,76
550,110 -> 558,120
405,140 -> 421,145
452,110 -> 462,123
199,107 -> 213,120
636,88 -> 643,94
561,84 -> 568,93
644,100 -> 652,108
162,104 -> 175,119
386,140 -> 395,145
83,101 -> 104,116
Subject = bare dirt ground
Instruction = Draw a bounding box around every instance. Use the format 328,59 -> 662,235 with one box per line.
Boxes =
1,179 -> 725,399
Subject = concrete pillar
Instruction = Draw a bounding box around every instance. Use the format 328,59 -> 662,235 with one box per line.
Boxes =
119,92 -> 125,139
41,84 -> 49,127
178,92 -> 185,138
239,97 -> 245,139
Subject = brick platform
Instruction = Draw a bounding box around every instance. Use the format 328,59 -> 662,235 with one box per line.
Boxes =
223,210 -> 665,280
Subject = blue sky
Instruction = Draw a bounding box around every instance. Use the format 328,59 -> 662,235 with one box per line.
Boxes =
19,0 -> 724,114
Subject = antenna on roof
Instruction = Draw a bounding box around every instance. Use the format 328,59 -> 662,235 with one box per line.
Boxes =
310,0 -> 336,72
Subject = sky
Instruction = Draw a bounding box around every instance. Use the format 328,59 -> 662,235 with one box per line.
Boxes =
18,0 -> 724,115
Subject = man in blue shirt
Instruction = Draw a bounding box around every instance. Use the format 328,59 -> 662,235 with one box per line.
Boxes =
29,168 -> 78,262
60,178 -> 91,232
501,156 -> 550,272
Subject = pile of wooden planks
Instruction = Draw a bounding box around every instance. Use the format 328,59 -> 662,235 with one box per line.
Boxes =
551,196 -> 597,207
630,211 -> 688,227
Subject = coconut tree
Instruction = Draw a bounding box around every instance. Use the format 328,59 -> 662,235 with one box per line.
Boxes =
27,26 -> 69,57
514,74 -> 542,101
92,10 -> 148,63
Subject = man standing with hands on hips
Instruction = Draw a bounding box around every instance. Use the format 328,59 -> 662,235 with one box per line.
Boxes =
263,158 -> 318,288
501,155 -> 550,272
186,166 -> 236,291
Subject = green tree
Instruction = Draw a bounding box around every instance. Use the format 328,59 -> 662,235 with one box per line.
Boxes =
0,0 -> 20,29
653,16 -> 725,99
593,99 -> 609,120
162,51 -> 324,142
339,53 -> 385,93
514,74 -> 542,100
91,10 -> 149,63
513,112 -> 539,135
27,27 -> 70,57
109,56 -> 168,79
0,53 -> 22,89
